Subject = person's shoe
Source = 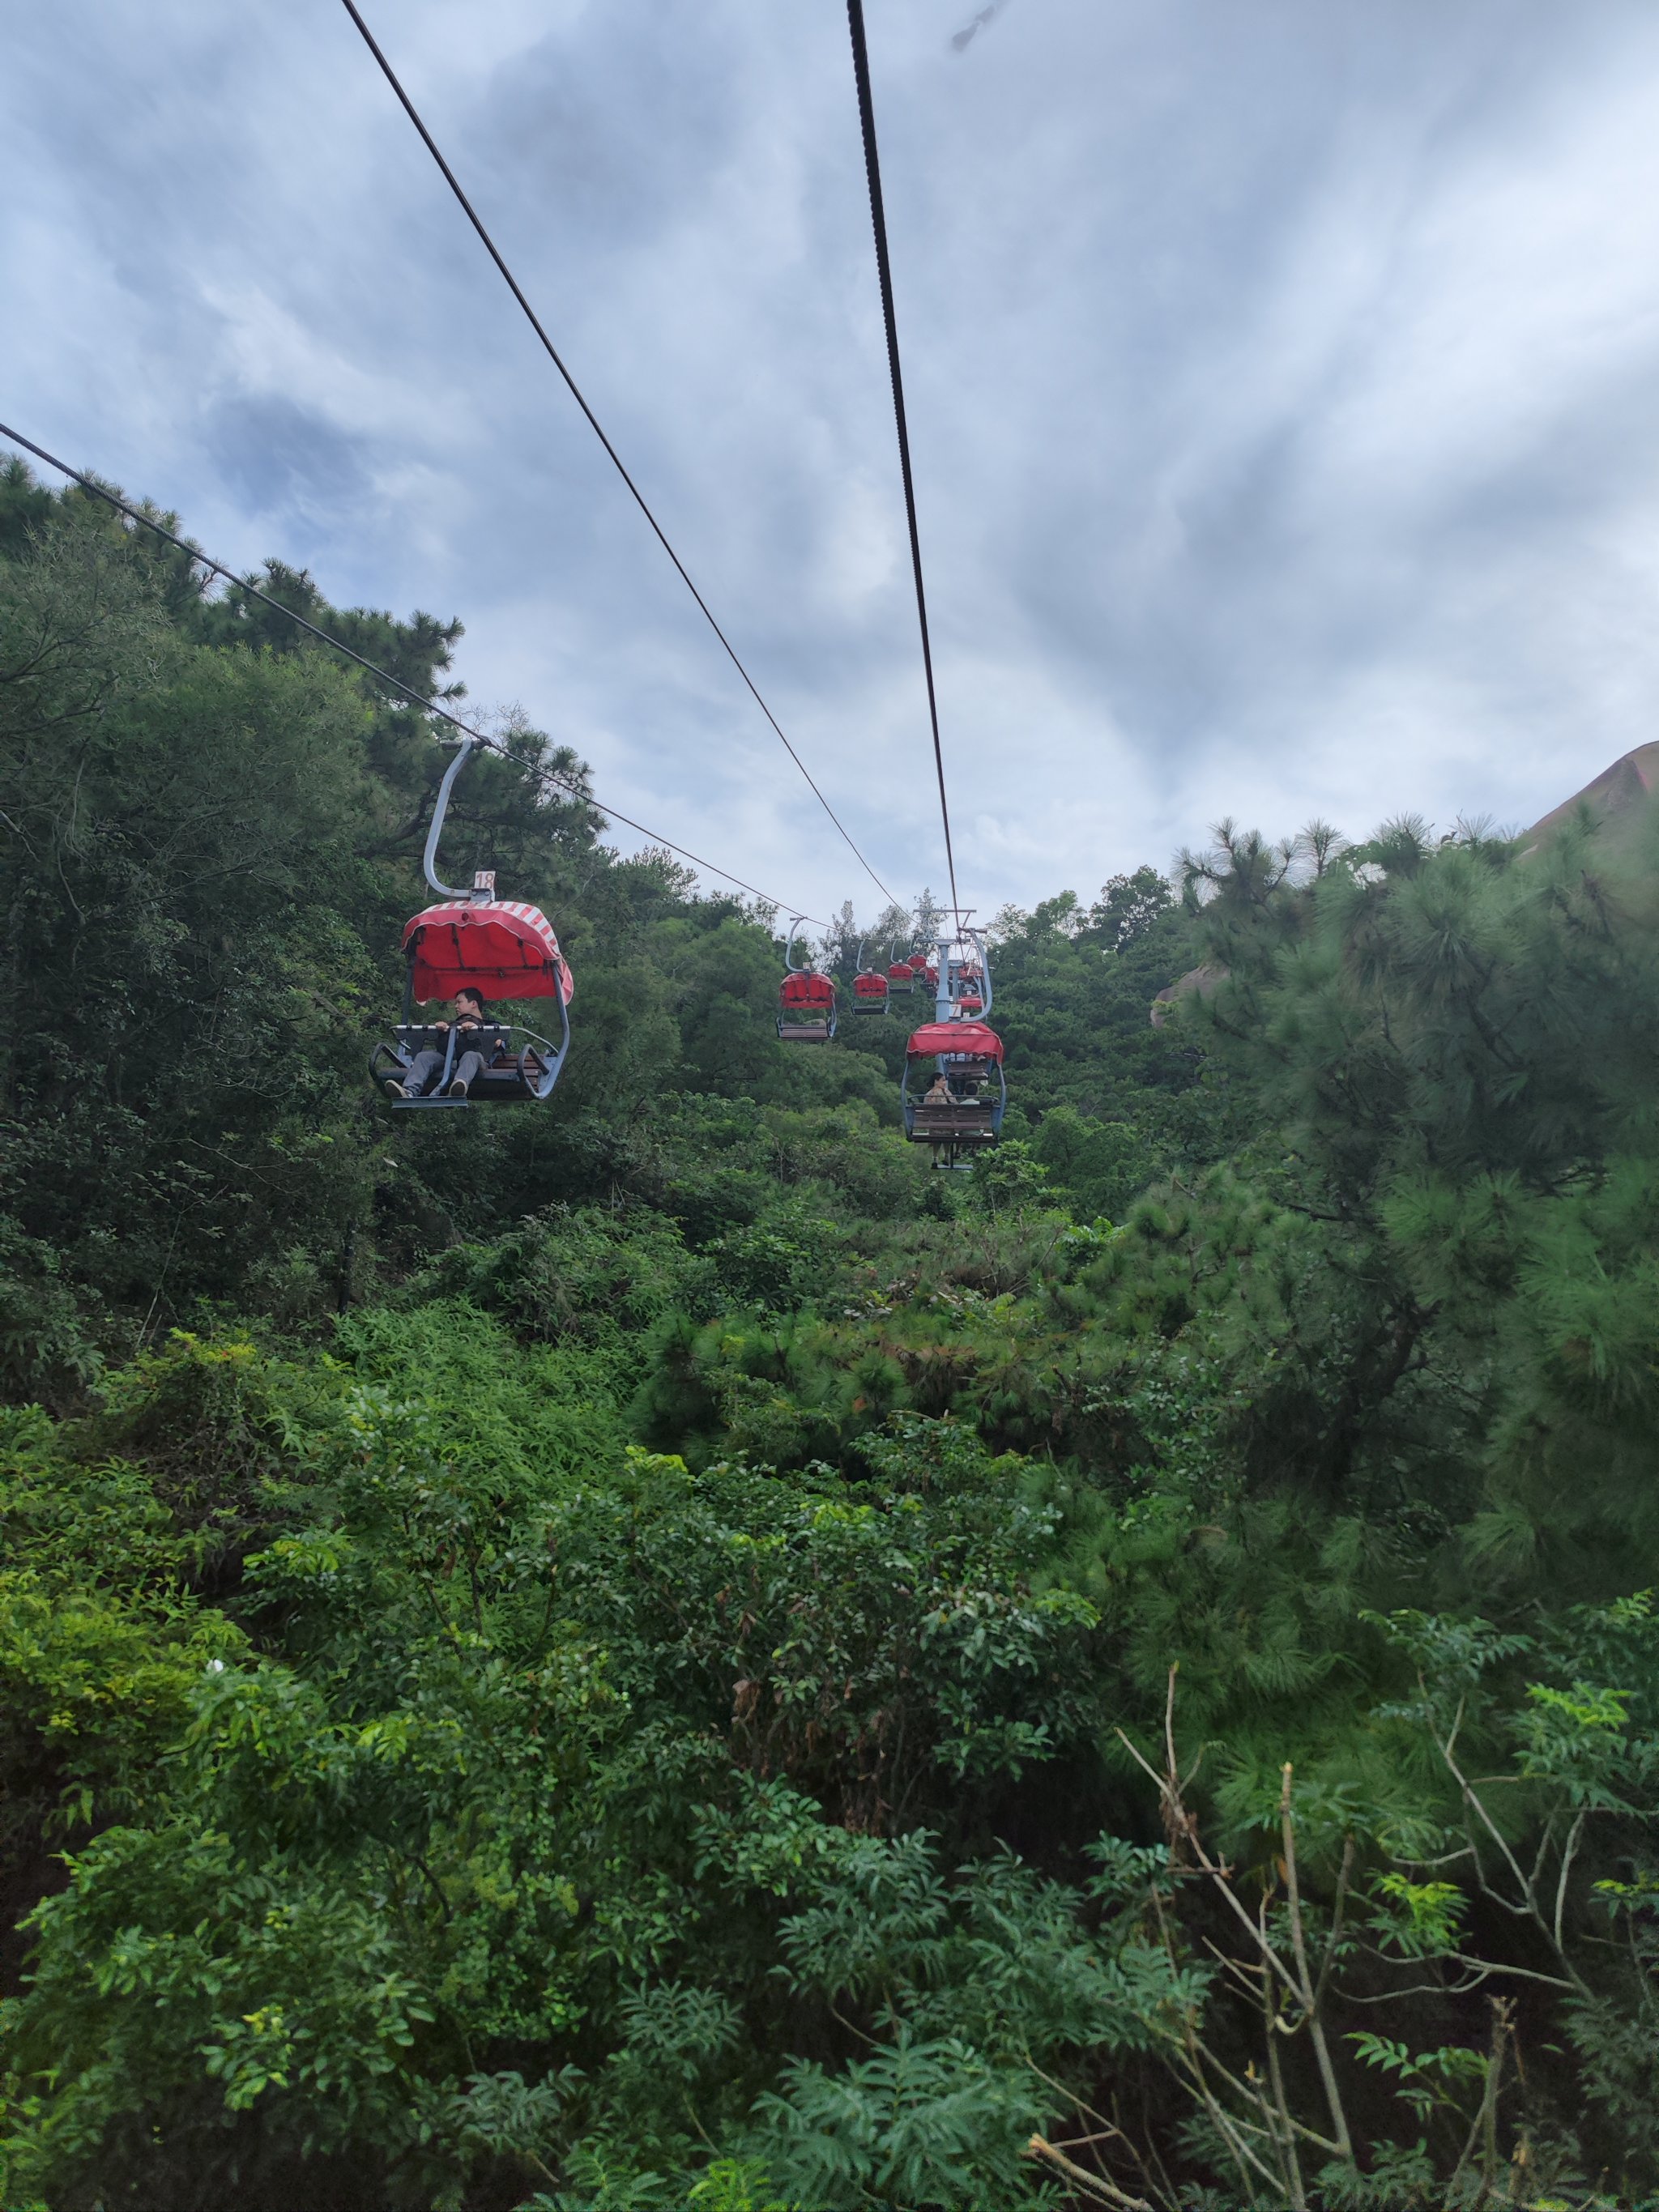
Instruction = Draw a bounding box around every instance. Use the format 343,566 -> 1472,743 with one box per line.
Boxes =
447,1076 -> 471,1097
389,1081 -> 415,1098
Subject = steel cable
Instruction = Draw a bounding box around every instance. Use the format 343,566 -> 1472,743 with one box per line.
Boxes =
845,0 -> 962,919
0,424 -> 826,924
338,0 -> 897,913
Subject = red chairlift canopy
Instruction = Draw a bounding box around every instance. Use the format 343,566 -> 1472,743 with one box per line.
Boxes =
781,970 -> 836,1009
906,1020 -> 1004,1063
403,900 -> 574,1004
853,970 -> 889,997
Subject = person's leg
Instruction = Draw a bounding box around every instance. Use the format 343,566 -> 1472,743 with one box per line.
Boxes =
396,1047 -> 444,1097
446,1047 -> 486,1096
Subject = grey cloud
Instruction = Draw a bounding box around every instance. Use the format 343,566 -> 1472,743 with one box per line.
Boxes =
204,395 -> 372,529
7,0 -> 1659,921
479,7 -> 744,249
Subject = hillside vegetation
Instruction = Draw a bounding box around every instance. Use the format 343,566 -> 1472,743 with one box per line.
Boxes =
3,467 -> 1658,2210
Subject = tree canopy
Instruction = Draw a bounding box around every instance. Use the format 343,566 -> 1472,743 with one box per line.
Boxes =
3,467 -> 1657,2210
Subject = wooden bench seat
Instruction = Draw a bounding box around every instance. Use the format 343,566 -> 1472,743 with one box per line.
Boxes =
911,1104 -> 997,1143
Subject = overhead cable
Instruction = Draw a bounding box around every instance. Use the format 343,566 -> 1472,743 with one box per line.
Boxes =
0,424 -> 825,925
844,0 -> 962,919
337,0 -> 898,914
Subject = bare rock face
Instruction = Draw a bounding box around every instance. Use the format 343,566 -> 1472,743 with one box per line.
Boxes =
1519,741 -> 1659,854
1149,960 -> 1227,1029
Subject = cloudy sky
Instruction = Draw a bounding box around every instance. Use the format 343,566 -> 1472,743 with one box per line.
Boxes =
8,0 -> 1659,926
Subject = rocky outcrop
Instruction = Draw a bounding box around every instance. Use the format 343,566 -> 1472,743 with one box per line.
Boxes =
1518,741 -> 1659,856
1149,959 -> 1227,1029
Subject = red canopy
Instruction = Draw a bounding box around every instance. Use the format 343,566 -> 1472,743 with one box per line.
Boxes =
853,970 -> 889,997
403,900 -> 574,1004
906,1020 -> 1004,1063
781,971 -> 836,1009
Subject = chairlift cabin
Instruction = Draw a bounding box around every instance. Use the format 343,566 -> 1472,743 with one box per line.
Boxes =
901,1019 -> 1007,1169
778,970 -> 838,1040
885,953 -> 920,998
371,738 -> 574,1110
850,940 -> 889,1015
932,927 -> 991,1021
777,915 -> 838,1042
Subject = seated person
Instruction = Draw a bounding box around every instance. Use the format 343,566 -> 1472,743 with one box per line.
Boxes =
922,1072 -> 955,1106
394,987 -> 496,1098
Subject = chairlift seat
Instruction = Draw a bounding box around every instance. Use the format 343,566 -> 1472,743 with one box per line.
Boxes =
910,1099 -> 998,1143
373,1020 -> 559,1106
900,1016 -> 1006,1157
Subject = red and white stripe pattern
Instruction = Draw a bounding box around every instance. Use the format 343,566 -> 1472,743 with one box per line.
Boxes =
403,898 -> 574,1004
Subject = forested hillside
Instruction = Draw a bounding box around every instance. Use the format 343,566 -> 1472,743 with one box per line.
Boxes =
3,469 -> 1658,2210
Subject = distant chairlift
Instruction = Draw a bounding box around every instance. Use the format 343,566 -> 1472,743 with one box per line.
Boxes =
371,737 -> 574,1110
945,936 -> 984,1016
900,927 -> 1005,1167
777,915 -> 838,1042
885,947 -> 920,998
850,938 -> 890,1016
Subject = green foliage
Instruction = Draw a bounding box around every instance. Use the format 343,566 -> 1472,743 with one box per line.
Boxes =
11,459 -> 1659,2205
0,470 -> 935,1375
755,2029 -> 1047,2209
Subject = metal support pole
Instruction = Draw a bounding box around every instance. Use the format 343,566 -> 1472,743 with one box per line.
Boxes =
424,738 -> 479,899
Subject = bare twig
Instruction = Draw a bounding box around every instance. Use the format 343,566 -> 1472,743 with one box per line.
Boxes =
1554,1811 -> 1587,1956
1451,1997 -> 1512,2195
1280,1763 -> 1354,2159
1247,2057 -> 1304,2209
1316,1833 -> 1355,2010
1026,2135 -> 1153,2210
1116,1724 -> 1305,2009
1260,2010 -> 1306,2209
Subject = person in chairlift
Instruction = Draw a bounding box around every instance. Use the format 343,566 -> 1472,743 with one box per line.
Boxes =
395,987 -> 493,1098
